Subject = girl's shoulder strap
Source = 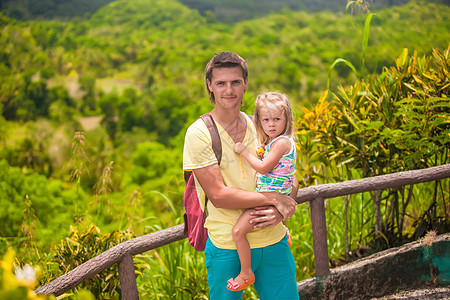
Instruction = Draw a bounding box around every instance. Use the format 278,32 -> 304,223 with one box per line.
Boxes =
268,134 -> 290,145
267,135 -> 295,154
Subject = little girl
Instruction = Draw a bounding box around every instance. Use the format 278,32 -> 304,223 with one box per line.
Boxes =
227,91 -> 297,291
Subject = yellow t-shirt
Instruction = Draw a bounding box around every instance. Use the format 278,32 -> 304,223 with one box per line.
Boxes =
183,112 -> 286,249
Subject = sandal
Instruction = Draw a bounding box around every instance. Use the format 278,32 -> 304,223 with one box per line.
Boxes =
287,230 -> 293,247
226,273 -> 255,291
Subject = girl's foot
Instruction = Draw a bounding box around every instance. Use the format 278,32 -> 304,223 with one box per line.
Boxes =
287,230 -> 293,247
226,273 -> 255,291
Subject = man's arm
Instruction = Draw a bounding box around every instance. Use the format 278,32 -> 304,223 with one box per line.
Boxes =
193,163 -> 296,219
250,176 -> 299,228
290,176 -> 299,201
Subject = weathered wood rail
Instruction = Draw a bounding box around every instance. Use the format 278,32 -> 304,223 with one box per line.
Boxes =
35,164 -> 450,298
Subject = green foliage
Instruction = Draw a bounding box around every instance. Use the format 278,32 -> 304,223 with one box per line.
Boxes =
178,0 -> 413,23
137,240 -> 209,299
328,1 -> 376,89
2,0 -> 449,127
379,48 -> 449,169
1,246 -> 95,299
125,142 -> 177,186
0,0 -> 115,20
79,75 -> 98,115
296,47 -> 449,257
2,0 -> 431,23
0,249 -> 56,300
0,160 -> 78,255
0,104 -> 7,144
48,224 -> 136,299
152,88 -> 191,144
0,0 -> 449,298
47,86 -> 77,123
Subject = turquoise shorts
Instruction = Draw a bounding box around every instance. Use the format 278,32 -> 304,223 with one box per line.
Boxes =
204,235 -> 299,300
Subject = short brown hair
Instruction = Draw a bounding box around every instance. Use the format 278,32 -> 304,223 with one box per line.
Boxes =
205,52 -> 248,103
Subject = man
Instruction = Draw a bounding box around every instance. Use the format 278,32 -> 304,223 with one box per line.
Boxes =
183,51 -> 299,299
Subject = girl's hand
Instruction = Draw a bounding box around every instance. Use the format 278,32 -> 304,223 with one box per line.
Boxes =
234,142 -> 247,154
257,145 -> 265,158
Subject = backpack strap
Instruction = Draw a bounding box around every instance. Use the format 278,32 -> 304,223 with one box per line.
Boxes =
183,113 -> 222,232
199,113 -> 222,165
183,113 -> 222,182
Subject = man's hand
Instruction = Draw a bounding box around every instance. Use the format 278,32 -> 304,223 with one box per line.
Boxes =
290,176 -> 299,201
271,192 -> 296,221
248,206 -> 282,228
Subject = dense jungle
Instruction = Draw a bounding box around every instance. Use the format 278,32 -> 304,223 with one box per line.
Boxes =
0,0 -> 449,298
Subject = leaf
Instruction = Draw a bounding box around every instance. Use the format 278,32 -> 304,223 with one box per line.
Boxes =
345,1 -> 359,29
300,106 -> 312,114
335,136 -> 360,151
403,82 -> 418,92
337,157 -> 355,168
439,82 -> 450,91
396,48 -> 409,69
412,74 -> 426,86
362,13 -> 375,61
327,59 -> 358,89
318,90 -> 329,104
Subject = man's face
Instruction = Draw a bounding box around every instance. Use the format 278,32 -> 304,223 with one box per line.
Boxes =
207,67 -> 248,110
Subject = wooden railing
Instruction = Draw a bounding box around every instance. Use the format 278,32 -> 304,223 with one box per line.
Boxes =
35,164 -> 450,298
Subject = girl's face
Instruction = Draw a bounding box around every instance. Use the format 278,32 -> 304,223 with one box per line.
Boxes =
259,102 -> 286,140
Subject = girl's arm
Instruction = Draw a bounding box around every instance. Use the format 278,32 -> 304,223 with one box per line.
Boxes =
235,137 -> 291,174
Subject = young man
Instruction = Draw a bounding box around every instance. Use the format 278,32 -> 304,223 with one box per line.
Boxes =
183,51 -> 299,299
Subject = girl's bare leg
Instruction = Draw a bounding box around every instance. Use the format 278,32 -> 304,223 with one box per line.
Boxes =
230,209 -> 255,285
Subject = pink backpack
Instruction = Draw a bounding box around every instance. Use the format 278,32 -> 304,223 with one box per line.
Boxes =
183,114 -> 221,251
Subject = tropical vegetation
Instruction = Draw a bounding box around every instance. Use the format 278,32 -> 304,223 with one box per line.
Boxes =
0,0 -> 449,298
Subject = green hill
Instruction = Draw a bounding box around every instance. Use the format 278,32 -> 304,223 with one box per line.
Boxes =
0,0 -> 448,149
0,0 -> 115,20
178,0 -> 414,22
3,0 -> 447,22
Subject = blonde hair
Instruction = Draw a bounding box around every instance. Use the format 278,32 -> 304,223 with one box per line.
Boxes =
254,91 -> 295,146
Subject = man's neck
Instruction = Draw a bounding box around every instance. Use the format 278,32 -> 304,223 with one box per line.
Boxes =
210,107 -> 241,126
210,107 -> 247,143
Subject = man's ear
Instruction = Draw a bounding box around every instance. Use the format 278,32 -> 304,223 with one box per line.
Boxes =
206,79 -> 212,93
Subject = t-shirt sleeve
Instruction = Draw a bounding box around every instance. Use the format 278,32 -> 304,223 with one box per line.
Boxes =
183,121 -> 217,171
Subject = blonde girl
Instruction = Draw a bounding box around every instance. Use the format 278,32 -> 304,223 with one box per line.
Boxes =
227,91 -> 297,291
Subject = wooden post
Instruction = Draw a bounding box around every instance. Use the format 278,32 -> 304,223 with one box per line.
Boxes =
118,255 -> 139,300
310,197 -> 330,277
